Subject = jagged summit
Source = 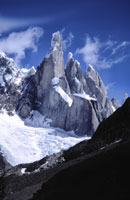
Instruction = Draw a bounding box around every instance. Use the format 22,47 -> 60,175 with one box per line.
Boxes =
0,31 -> 118,136
0,51 -> 6,58
36,32 -> 65,99
51,31 -> 62,49
0,53 -> 25,114
0,51 -> 15,68
67,52 -> 73,60
84,63 -> 107,105
85,64 -> 104,88
88,63 -> 94,70
66,52 -> 83,94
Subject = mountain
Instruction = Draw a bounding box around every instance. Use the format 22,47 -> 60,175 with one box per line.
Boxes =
0,31 -> 122,199
0,31 -> 121,175
0,52 -> 36,115
0,31 -> 119,137
1,98 -> 129,200
0,52 -> 23,115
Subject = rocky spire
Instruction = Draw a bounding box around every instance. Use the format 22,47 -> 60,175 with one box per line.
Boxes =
85,64 -> 106,94
65,52 -> 83,93
36,31 -> 65,98
50,31 -> 65,77
51,31 -> 62,49
84,64 -> 106,106
17,31 -> 118,136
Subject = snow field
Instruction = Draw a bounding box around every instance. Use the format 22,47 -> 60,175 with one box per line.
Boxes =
0,112 -> 88,166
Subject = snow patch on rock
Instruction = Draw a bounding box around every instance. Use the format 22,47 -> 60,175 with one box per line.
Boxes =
51,77 -> 60,86
112,105 -> 116,112
73,93 -> 97,101
54,85 -> 73,107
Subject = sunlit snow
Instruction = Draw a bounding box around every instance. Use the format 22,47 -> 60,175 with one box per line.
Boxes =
51,77 -> 73,107
54,86 -> 73,107
0,111 -> 88,166
73,93 -> 96,101
112,105 -> 116,112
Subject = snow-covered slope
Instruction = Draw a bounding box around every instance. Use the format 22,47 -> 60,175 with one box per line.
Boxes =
0,111 -> 88,166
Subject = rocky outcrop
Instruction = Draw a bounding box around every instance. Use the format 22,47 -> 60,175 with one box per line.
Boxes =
17,32 -> 117,136
84,64 -> 106,105
65,52 -> 84,94
65,95 -> 99,136
18,75 -> 37,119
0,150 -> 11,177
111,98 -> 120,110
0,52 -> 24,115
35,31 -> 67,100
34,33 -> 102,136
0,32 -> 118,136
83,64 -> 114,121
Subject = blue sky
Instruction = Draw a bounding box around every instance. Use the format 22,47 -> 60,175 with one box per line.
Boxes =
0,0 -> 130,103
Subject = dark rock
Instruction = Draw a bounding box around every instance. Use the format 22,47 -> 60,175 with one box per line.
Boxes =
2,98 -> 130,200
0,151 -> 11,174
18,75 -> 37,119
30,98 -> 130,200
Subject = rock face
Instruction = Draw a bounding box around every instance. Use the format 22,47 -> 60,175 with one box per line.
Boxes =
0,32 -> 118,136
84,64 -> 106,105
65,52 -> 84,94
65,96 -> 99,136
83,64 -> 114,120
17,75 -> 37,118
0,52 -> 24,115
36,31 -> 66,100
111,98 -> 120,110
33,32 -> 114,136
0,151 -> 11,173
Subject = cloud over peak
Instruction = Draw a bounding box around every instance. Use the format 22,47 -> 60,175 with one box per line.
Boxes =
76,35 -> 130,69
60,29 -> 74,51
0,27 -> 44,65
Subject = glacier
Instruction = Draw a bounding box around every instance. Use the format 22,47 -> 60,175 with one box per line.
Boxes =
0,111 -> 88,166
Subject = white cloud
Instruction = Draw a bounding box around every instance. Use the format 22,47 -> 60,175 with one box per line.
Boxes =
111,41 -> 130,55
76,36 -> 100,66
0,27 -> 44,65
0,16 -> 53,34
76,35 -> 130,69
60,29 -> 74,51
105,82 -> 116,92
